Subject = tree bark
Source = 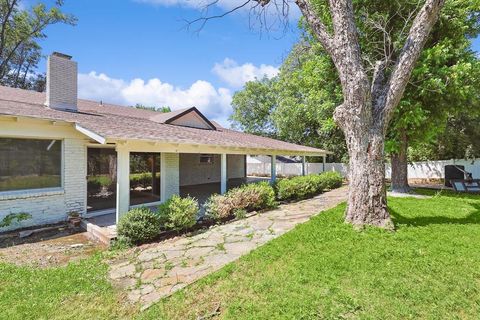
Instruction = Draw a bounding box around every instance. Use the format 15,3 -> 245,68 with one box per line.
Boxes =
391,129 -> 410,193
344,129 -> 392,229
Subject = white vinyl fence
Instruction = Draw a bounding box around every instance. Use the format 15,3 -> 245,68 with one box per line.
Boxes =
385,158 -> 480,180
247,162 -> 348,177
247,159 -> 480,180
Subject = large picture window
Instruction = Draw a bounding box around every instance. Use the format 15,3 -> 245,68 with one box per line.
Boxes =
0,138 -> 62,192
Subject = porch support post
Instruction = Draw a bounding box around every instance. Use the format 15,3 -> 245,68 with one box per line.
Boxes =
270,155 -> 276,184
322,155 -> 326,172
221,153 -> 227,194
160,153 -> 180,202
116,147 -> 130,223
302,156 -> 306,176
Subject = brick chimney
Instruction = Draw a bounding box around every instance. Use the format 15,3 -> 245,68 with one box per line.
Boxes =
45,52 -> 77,112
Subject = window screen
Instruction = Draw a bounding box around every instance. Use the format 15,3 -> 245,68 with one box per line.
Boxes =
0,138 -> 62,192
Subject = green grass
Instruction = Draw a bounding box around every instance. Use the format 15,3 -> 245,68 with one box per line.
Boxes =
142,190 -> 480,319
1,190 -> 480,319
0,254 -> 134,319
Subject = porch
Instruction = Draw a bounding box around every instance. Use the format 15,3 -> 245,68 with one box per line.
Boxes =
82,177 -> 270,244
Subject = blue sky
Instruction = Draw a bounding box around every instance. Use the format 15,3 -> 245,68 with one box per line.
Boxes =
35,0 -> 300,126
35,0 -> 479,126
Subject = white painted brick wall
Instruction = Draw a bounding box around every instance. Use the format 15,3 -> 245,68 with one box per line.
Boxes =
46,53 -> 78,111
0,138 -> 87,232
161,153 -> 180,201
179,154 -> 245,186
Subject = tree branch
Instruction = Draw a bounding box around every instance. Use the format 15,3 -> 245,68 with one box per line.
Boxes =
381,0 -> 446,127
327,0 -> 364,74
293,0 -> 333,54
184,0 -> 253,33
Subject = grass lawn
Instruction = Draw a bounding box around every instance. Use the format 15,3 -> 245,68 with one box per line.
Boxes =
1,190 -> 480,319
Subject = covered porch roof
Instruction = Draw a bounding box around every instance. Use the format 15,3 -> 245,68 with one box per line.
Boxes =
0,86 -> 331,157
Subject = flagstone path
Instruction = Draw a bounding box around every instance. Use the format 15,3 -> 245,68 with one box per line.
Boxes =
108,186 -> 348,309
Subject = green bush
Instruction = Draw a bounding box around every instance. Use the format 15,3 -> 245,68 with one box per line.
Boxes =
117,207 -> 161,244
205,182 -> 276,221
275,174 -> 324,201
157,195 -> 199,231
317,171 -> 343,190
275,172 -> 343,201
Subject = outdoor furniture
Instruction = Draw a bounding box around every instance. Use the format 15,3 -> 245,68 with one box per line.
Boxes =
450,179 -> 480,193
445,165 -> 465,187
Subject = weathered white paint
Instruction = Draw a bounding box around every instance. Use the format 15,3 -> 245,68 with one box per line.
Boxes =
161,153 -> 180,201
221,153 -> 227,194
270,155 -> 276,184
115,147 -> 130,222
0,121 -> 88,232
302,156 -> 306,176
106,139 -> 329,157
75,124 -> 106,144
46,53 -> 78,111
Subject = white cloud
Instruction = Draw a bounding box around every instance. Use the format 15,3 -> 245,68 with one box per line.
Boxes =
77,58 -> 278,127
212,58 -> 279,88
78,72 -> 233,126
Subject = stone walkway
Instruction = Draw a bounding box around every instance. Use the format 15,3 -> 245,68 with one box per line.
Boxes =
108,186 -> 348,309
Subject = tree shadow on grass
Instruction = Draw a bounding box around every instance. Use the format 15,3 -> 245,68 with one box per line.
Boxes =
414,188 -> 480,200
390,203 -> 480,228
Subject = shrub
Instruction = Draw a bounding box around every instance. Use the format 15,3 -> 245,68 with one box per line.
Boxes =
275,174 -> 324,201
0,212 -> 32,228
317,171 -> 343,190
117,207 -> 161,244
275,172 -> 343,201
205,182 -> 276,221
157,195 -> 199,231
234,208 -> 247,220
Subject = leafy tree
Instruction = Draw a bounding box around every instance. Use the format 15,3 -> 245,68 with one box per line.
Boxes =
387,0 -> 480,192
230,41 -> 347,162
231,1 -> 480,197
273,41 -> 347,162
133,104 -> 172,113
0,0 -> 76,90
230,77 -> 278,137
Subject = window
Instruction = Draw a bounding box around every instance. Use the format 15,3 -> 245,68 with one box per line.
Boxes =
130,152 -> 161,206
0,138 -> 62,192
199,154 -> 214,164
87,147 -> 117,212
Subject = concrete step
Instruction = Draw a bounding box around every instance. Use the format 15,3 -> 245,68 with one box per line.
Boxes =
81,219 -> 117,246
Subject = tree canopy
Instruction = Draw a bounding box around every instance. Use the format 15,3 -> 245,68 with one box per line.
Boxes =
230,0 -> 480,164
0,0 -> 76,91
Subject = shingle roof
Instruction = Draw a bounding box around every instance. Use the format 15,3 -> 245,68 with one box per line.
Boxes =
0,86 -> 330,155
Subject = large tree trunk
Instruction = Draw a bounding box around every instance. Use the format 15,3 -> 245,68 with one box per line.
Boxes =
391,129 -> 410,193
341,105 -> 392,229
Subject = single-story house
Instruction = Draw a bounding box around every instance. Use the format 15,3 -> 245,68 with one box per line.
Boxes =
0,52 -> 330,232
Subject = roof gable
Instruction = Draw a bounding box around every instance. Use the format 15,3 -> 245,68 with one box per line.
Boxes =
150,107 -> 216,130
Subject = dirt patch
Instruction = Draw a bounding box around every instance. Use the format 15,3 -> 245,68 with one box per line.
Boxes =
0,227 -> 106,268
